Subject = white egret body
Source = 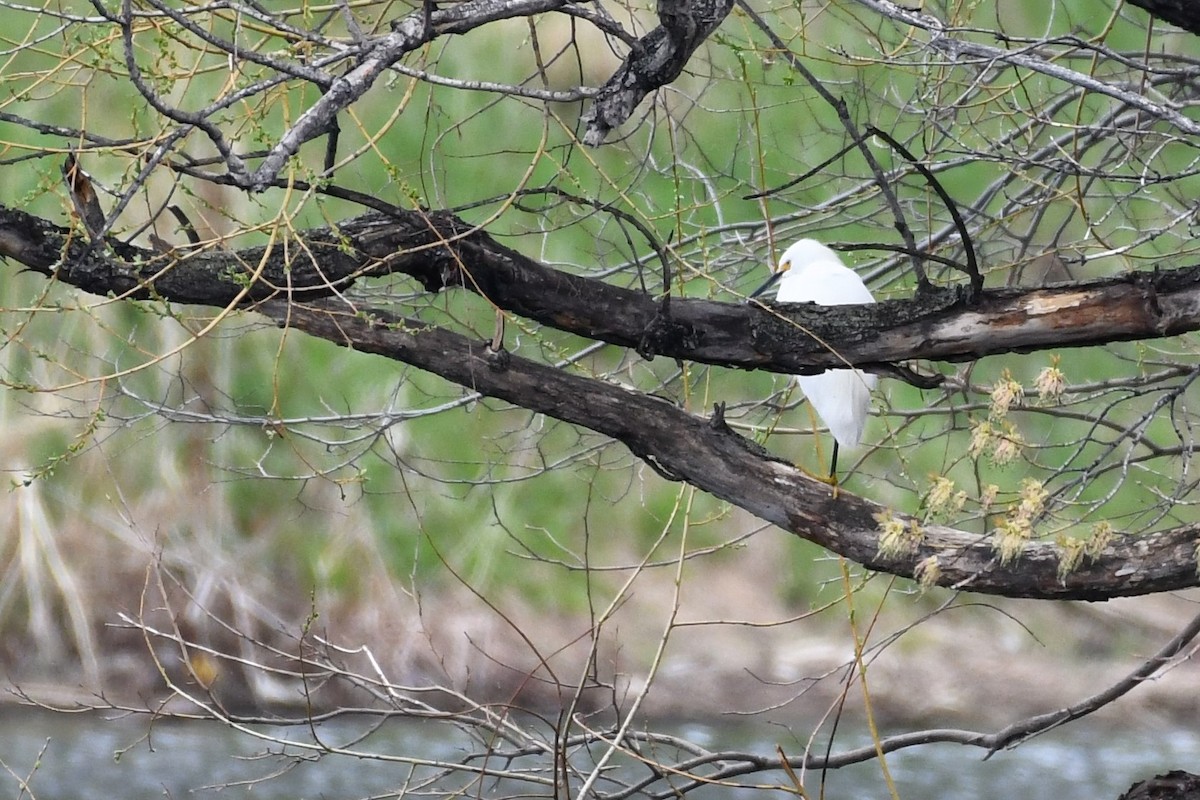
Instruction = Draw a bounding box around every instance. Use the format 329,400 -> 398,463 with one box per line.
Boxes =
752,239 -> 876,479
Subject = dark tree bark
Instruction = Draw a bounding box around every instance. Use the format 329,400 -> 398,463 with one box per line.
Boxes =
7,206 -> 1200,379
1125,0 -> 1200,34
2,204 -> 1199,600
1119,772 -> 1200,800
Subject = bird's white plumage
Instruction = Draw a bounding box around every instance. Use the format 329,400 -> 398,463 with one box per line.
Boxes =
772,240 -> 876,451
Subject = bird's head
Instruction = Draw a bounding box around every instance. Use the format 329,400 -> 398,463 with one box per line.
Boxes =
750,238 -> 835,299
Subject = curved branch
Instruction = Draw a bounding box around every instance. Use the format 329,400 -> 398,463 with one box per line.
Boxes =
623,609 -> 1200,794
581,0 -> 735,145
737,2 -> 928,291
265,300 -> 1200,600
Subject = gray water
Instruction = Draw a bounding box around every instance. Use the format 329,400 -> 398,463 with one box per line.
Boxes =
0,708 -> 1197,799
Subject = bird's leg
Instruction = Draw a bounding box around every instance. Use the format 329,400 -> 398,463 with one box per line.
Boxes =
791,444 -> 841,496
827,441 -> 841,500
801,403 -> 841,497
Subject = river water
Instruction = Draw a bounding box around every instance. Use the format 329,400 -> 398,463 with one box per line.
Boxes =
0,708 -> 1196,799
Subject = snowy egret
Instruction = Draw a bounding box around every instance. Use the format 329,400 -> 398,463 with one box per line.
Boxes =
751,239 -> 877,485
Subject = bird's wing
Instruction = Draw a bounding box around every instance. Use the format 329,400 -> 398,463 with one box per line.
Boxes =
791,260 -> 875,306
776,259 -> 875,306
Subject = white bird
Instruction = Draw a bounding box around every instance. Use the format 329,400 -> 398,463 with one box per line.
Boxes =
751,239 -> 877,484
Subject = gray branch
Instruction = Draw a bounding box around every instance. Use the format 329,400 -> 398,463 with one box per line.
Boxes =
854,0 -> 1200,137
3,204 -> 1200,598
243,0 -> 571,192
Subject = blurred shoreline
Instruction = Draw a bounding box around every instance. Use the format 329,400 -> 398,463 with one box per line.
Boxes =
4,533 -> 1196,731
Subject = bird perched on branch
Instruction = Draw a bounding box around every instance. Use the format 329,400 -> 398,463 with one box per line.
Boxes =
751,239 -> 877,488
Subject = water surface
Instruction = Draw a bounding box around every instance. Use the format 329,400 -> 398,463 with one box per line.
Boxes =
0,709 -> 1195,799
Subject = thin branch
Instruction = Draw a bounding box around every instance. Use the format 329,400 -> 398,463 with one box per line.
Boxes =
736,0 -> 928,291
611,609 -> 1200,797
855,0 -> 1200,136
242,0 -> 573,191
865,125 -> 982,296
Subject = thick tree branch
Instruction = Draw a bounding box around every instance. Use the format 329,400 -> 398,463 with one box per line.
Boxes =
265,299 -> 1200,600
4,206 -> 1200,380
1125,0 -> 1200,35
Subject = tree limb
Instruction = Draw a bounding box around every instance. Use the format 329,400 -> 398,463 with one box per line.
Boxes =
267,299 -> 1200,600
581,0 -> 735,145
4,206 -> 1200,380
1124,0 -> 1200,35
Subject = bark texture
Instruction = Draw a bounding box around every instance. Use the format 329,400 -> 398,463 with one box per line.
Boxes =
7,206 -> 1200,378
1119,772 -> 1200,800
581,0 -> 735,145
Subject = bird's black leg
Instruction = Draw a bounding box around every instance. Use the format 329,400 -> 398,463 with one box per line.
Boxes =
828,440 -> 841,499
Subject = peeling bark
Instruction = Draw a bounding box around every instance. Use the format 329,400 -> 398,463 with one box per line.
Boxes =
271,300 -> 1200,600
